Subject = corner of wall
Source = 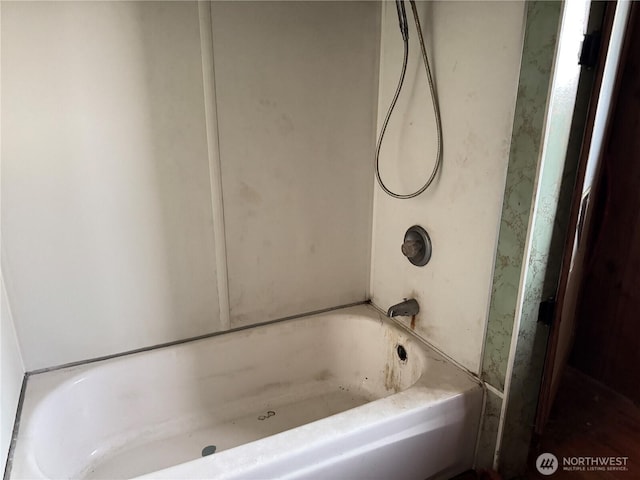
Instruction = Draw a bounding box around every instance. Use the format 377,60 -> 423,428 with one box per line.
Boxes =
1,270 -> 26,474
2,6 -> 27,463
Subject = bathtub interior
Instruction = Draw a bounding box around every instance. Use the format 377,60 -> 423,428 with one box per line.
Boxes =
13,307 -> 442,479
11,306 -> 480,479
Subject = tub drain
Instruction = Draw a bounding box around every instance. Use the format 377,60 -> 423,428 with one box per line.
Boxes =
397,344 -> 408,362
202,445 -> 217,457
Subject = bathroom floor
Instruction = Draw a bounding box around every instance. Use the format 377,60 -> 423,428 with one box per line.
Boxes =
527,367 -> 640,479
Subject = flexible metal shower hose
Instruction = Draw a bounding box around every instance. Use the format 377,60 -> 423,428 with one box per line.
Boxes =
375,0 -> 443,199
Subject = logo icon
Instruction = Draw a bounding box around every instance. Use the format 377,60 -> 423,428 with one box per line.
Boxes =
536,453 -> 559,475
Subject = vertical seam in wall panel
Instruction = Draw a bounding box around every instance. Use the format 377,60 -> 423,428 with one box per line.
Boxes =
198,1 -> 230,330
365,4 -> 384,301
368,0 -> 387,302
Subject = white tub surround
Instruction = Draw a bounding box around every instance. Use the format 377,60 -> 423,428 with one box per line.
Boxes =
211,1 -> 379,328
1,1 -> 222,370
9,305 -> 481,480
371,0 -> 526,374
1,0 -> 381,371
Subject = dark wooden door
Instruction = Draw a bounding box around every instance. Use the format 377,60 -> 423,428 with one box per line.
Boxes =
570,4 -> 640,404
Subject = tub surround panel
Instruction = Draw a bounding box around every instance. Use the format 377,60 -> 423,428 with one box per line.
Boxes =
211,2 -> 379,328
1,0 -> 381,370
1,1 -> 221,370
1,274 -> 25,472
371,1 -> 526,373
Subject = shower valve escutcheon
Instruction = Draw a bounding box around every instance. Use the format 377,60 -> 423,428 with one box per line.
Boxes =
402,225 -> 432,266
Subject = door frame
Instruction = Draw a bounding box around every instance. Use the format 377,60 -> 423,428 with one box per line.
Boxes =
534,0 -> 636,435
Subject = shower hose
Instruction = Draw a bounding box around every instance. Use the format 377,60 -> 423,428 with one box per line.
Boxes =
375,0 -> 443,199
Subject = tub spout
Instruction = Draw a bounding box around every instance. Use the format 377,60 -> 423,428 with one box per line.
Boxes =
387,298 -> 419,317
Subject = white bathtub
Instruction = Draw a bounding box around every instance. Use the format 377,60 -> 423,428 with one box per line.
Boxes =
8,304 -> 482,479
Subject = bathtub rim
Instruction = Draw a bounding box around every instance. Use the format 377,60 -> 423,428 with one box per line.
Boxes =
22,299 -> 479,389
135,383 -> 484,480
26,301 -> 371,377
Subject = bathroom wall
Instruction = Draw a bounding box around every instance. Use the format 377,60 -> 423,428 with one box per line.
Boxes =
1,1 -> 380,370
476,2 -> 562,469
1,273 -> 24,471
210,1 -> 379,328
371,1 -> 526,373
1,1 -> 222,370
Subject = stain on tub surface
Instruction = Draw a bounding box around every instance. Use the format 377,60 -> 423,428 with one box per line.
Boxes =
258,410 -> 276,421
384,363 -> 402,394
